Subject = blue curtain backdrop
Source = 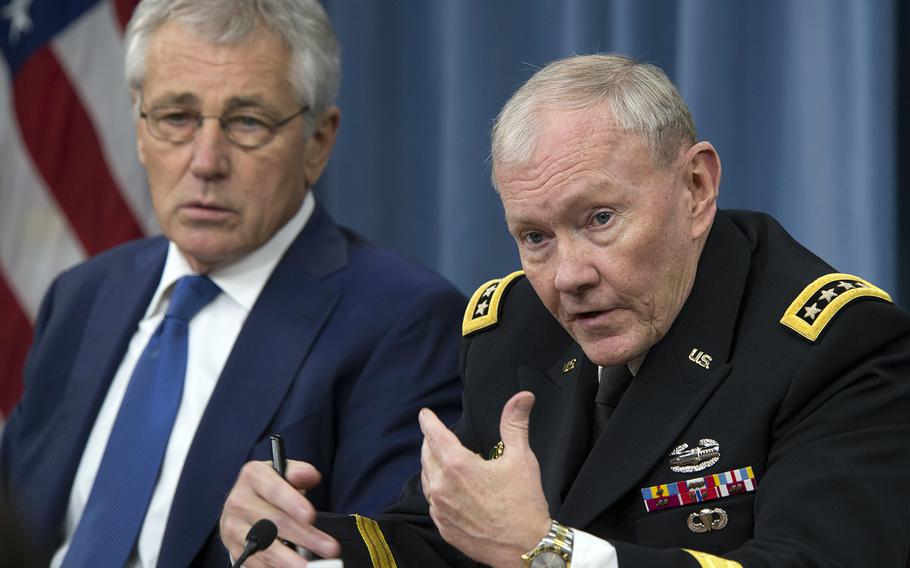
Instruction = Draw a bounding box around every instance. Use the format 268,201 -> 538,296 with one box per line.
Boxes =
316,0 -> 905,305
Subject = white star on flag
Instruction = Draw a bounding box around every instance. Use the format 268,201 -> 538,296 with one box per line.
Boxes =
2,0 -> 33,44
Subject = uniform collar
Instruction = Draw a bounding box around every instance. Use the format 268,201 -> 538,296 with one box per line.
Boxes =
652,210 -> 751,383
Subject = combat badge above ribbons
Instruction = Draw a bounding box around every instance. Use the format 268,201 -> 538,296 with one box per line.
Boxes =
462,270 -> 525,336
780,273 -> 892,342
669,439 -> 720,473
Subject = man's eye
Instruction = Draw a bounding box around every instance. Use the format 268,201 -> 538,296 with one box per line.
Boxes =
158,111 -> 196,126
226,115 -> 270,132
522,232 -> 547,245
592,211 -> 612,226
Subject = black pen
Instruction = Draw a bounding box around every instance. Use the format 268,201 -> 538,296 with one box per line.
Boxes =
269,435 -> 296,550
270,434 -> 287,477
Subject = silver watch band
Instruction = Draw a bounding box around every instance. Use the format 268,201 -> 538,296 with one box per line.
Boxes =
521,519 -> 574,568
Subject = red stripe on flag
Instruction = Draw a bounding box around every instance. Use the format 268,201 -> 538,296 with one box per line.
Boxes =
0,272 -> 32,416
14,47 -> 143,256
112,0 -> 140,33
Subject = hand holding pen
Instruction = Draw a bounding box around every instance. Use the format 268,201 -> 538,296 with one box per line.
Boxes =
219,445 -> 341,564
270,434 -> 300,550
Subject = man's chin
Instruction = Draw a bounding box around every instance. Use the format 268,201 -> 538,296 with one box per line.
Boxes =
576,335 -> 644,367
172,241 -> 242,273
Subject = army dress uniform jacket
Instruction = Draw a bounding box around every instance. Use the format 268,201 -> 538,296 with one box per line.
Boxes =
318,209 -> 910,568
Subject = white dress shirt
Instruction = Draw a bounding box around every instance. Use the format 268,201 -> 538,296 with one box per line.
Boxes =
51,193 -> 315,568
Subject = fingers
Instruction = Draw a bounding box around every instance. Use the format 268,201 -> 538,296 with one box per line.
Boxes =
220,460 -> 341,563
418,407 -> 473,472
418,407 -> 461,451
284,460 -> 324,491
237,539 -> 309,568
499,391 -> 535,452
419,409 -> 443,501
419,407 -> 473,509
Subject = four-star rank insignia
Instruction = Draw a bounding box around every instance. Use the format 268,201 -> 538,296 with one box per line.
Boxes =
462,270 -> 525,336
780,273 -> 892,342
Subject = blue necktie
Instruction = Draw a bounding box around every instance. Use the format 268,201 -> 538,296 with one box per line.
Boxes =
62,275 -> 220,567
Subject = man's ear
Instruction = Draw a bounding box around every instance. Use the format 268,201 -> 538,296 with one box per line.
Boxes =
682,141 -> 721,240
303,106 -> 340,187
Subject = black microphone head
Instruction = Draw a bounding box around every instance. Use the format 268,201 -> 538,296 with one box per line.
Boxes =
247,519 -> 278,550
230,519 -> 279,568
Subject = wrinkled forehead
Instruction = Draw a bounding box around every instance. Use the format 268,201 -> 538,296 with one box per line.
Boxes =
495,107 -> 653,196
141,20 -> 294,105
146,18 -> 288,64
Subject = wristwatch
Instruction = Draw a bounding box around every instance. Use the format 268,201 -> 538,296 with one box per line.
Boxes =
521,519 -> 574,568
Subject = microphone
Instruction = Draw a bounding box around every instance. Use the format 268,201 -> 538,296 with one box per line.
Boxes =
230,519 -> 278,568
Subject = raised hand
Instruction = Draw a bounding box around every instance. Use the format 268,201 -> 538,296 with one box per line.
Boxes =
419,391 -> 551,568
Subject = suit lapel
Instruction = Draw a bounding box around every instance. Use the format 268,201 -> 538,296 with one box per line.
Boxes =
558,212 -> 751,528
159,204 -> 349,567
32,242 -> 165,541
522,344 -> 597,516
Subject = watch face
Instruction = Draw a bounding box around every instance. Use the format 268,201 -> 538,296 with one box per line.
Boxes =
530,551 -> 567,568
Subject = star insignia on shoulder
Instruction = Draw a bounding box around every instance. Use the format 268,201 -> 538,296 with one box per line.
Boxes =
818,288 -> 838,303
780,273 -> 892,342
803,303 -> 821,321
462,271 -> 525,336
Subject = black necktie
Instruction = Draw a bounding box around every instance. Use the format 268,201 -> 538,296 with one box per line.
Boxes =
592,365 -> 634,444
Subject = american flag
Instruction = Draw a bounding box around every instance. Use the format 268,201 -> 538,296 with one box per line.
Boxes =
1,0 -> 156,420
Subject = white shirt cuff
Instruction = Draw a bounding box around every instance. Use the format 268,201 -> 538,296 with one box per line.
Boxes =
572,528 -> 618,568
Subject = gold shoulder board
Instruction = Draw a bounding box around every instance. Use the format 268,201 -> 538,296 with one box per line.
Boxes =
780,273 -> 892,342
462,270 -> 525,337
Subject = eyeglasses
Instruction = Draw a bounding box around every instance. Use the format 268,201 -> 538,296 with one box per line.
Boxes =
139,104 -> 309,149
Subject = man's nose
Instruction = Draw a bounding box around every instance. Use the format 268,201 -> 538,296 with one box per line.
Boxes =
553,238 -> 599,294
189,119 -> 230,180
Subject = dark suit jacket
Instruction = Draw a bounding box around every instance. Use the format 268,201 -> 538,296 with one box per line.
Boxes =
0,204 -> 466,567
318,210 -> 910,567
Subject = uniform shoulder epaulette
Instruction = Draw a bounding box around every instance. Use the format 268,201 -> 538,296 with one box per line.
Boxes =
780,272 -> 892,342
462,270 -> 525,337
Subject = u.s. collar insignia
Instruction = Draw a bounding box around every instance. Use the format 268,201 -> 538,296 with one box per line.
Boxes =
669,439 -> 720,473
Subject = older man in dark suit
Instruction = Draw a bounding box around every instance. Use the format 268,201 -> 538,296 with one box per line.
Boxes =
0,1 -> 464,567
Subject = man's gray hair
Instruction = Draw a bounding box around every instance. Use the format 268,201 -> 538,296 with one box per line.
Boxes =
491,53 -> 696,188
125,0 -> 340,121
